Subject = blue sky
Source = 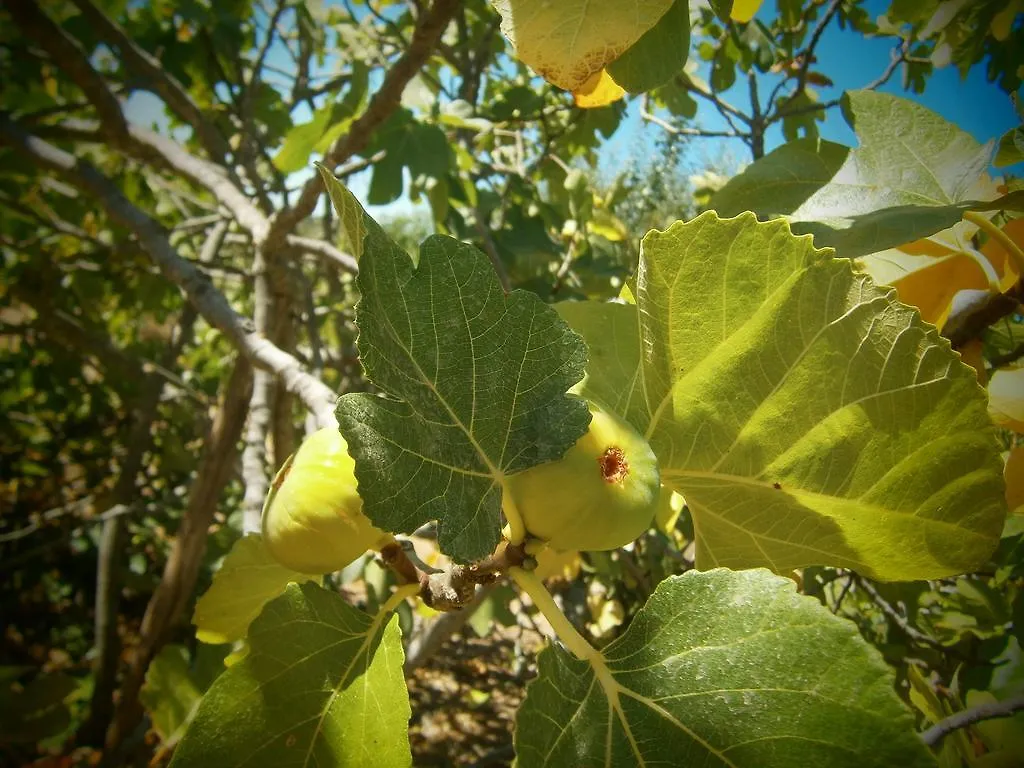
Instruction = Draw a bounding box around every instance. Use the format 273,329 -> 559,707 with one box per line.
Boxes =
125,0 -> 1022,218
600,0 -> 1022,182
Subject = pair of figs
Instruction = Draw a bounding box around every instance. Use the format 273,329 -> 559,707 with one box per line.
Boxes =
262,401 -> 661,574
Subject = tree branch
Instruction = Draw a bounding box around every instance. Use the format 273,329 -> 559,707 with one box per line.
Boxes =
32,118 -> 270,242
104,358 -> 253,752
80,300 -> 199,746
768,39 -> 909,123
921,693 -> 1024,747
852,574 -> 952,654
6,0 -> 129,143
286,235 -> 358,273
268,0 -> 459,243
66,0 -> 233,164
787,0 -> 843,106
640,98 -> 746,139
679,75 -> 752,125
946,280 -> 1024,349
0,117 -> 338,425
403,583 -> 497,674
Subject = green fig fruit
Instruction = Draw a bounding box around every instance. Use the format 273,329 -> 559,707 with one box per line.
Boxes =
261,427 -> 390,574
506,400 -> 660,551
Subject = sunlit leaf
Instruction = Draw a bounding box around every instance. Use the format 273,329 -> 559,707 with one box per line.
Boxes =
140,645 -> 202,743
557,213 -> 1006,580
711,92 -> 1021,258
857,221 -> 1000,330
730,0 -> 764,23
172,583 -> 411,768
554,300 -> 643,421
989,367 -> 1024,433
491,0 -> 674,90
192,535 -> 312,645
574,69 -> 626,109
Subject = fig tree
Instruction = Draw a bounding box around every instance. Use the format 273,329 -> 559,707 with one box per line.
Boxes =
506,401 -> 660,551
261,427 -> 391,574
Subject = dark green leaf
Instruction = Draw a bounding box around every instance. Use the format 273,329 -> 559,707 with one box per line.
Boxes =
320,170 -> 590,562
608,0 -> 690,93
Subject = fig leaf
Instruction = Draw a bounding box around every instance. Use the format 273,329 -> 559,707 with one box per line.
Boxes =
516,568 -> 934,768
174,583 -> 411,767
557,213 -> 1005,580
318,166 -> 590,563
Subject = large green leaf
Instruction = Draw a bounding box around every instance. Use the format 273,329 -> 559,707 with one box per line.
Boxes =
273,65 -> 368,174
607,0 -> 690,93
192,535 -> 312,645
172,583 -> 411,768
491,0 -> 674,90
709,138 -> 849,229
554,300 -> 644,423
709,91 -> 1019,258
515,569 -> 935,768
320,169 -> 590,563
558,213 -> 1005,580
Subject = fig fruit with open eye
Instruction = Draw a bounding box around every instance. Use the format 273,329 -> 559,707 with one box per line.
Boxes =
261,427 -> 391,574
506,400 -> 660,551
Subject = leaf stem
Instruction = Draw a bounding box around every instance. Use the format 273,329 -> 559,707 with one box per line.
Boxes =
380,582 -> 421,615
965,211 -> 1024,276
509,566 -> 596,662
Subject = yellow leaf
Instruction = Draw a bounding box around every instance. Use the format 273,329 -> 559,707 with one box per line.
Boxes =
989,367 -> 1024,433
859,218 -> 1023,330
980,217 -> 1024,292
588,207 -> 629,240
491,0 -> 673,91
859,248 -> 988,328
223,642 -> 249,667
192,535 -> 312,645
573,69 -> 626,108
991,0 -> 1023,41
730,0 -> 764,23
586,588 -> 624,638
1005,446 -> 1024,514
654,485 -> 685,536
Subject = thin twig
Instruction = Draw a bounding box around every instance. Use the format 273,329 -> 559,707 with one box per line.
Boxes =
268,0 -> 459,244
472,205 -> 511,293
921,693 -> 1024,747
789,0 -> 843,105
0,117 -> 339,425
853,574 -> 951,654
832,572 -> 854,614
640,99 -> 745,139
67,0 -> 232,164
